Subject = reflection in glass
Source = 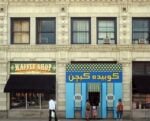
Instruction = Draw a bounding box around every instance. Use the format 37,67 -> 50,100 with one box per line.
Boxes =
10,93 -> 26,109
133,94 -> 150,109
10,92 -> 52,109
27,93 -> 39,109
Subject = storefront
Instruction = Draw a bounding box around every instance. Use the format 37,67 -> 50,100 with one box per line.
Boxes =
66,63 -> 122,119
4,61 -> 56,110
132,62 -> 150,118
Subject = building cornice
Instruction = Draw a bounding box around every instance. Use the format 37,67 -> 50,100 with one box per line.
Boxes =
1,45 -> 150,52
0,0 -> 150,4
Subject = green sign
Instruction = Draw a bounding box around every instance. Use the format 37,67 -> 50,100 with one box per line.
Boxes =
10,62 -> 56,74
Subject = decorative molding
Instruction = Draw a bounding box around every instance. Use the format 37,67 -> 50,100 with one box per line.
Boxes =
0,0 -> 149,4
1,45 -> 150,52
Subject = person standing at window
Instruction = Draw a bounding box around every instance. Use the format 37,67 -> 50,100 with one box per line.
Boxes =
116,99 -> 123,120
49,97 -> 57,121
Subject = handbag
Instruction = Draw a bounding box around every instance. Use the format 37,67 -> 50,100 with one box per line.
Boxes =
51,111 -> 55,118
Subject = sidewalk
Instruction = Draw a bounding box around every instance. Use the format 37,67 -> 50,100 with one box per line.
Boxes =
0,119 -> 149,121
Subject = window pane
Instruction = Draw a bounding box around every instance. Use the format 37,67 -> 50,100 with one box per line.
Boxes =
98,33 -> 106,39
73,21 -> 89,31
22,33 -> 29,43
14,33 -> 29,43
27,93 -> 40,109
14,21 -> 29,31
14,22 -> 21,31
73,32 -> 89,43
133,20 -> 149,31
133,33 -> 148,40
98,21 -> 114,27
39,20 -> 55,32
41,93 -> 53,109
22,21 -> 29,31
14,33 -> 22,43
109,33 -> 115,39
99,27 -> 114,32
10,93 -> 25,109
10,92 -> 55,109
39,33 -> 55,44
98,32 -> 114,39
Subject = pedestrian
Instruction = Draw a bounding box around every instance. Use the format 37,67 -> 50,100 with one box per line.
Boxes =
116,98 -> 123,120
49,96 -> 58,121
92,105 -> 97,119
85,99 -> 91,121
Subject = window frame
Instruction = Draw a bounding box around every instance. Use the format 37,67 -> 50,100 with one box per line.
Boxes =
71,17 -> 91,44
132,18 -> 150,44
97,17 -> 117,44
36,17 -> 56,44
11,18 -> 30,44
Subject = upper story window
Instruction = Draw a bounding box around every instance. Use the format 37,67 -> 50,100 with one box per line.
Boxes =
71,18 -> 91,44
11,18 -> 30,44
132,18 -> 150,44
36,18 -> 56,44
97,18 -> 116,44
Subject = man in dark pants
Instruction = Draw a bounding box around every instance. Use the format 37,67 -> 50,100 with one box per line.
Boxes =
116,98 -> 123,120
49,97 -> 58,121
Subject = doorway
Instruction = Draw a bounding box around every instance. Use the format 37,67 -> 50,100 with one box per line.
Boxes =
87,83 -> 101,118
89,92 -> 100,106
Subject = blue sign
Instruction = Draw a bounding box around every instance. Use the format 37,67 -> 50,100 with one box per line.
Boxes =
66,64 -> 122,83
66,72 -> 122,83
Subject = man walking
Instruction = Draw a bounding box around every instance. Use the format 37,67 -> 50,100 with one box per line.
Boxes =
49,97 -> 58,121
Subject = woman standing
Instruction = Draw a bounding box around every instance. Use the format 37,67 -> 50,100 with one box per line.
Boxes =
85,99 -> 91,121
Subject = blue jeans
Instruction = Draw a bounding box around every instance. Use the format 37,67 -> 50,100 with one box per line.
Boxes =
117,111 -> 123,119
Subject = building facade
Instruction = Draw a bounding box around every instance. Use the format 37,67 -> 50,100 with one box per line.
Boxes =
0,0 -> 150,119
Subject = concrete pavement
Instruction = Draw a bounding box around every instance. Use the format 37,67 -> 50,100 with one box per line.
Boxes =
0,119 -> 149,121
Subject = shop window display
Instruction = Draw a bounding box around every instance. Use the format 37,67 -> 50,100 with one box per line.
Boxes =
10,92 -> 50,109
133,94 -> 150,109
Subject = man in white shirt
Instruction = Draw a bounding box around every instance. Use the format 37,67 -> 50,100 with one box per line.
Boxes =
49,97 -> 57,121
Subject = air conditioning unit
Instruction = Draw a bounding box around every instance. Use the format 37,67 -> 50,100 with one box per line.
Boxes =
138,39 -> 146,44
103,38 -> 110,44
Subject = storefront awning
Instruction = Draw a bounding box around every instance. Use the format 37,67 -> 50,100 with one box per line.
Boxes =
4,75 -> 55,93
133,75 -> 150,94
